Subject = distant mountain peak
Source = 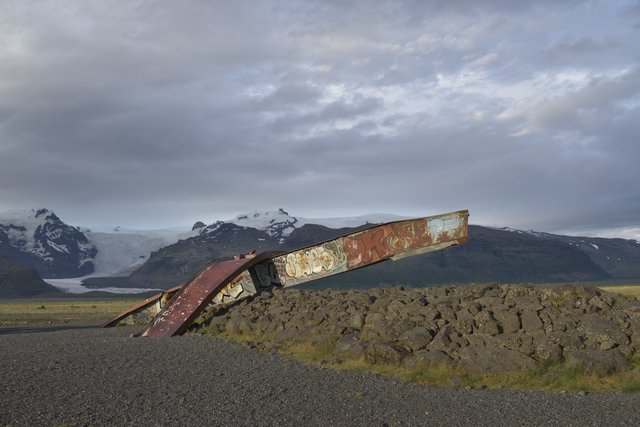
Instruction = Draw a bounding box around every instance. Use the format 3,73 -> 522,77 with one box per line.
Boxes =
192,221 -> 206,231
195,209 -> 406,241
0,208 -> 97,278
196,209 -> 299,239
228,209 -> 298,237
35,208 -> 49,218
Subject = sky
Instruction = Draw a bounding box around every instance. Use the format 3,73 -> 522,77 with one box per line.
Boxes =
0,1 -> 639,238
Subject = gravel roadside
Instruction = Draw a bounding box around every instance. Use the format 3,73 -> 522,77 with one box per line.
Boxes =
1,326 -> 639,426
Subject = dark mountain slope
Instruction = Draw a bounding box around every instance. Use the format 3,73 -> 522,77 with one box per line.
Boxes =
304,226 -> 611,289
536,233 -> 640,279
87,224 -> 629,290
0,254 -> 61,298
85,223 -> 370,289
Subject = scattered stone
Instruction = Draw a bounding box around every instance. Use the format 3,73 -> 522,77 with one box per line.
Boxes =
474,311 -> 500,335
404,349 -> 453,368
364,342 -> 405,365
398,327 -> 433,352
565,349 -> 630,375
196,284 -> 640,376
535,341 -> 563,364
493,309 -> 520,334
334,333 -> 366,360
458,346 -> 538,374
521,309 -> 543,333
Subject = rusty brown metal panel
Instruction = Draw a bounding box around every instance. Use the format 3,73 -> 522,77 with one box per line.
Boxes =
139,252 -> 281,337
273,210 -> 469,287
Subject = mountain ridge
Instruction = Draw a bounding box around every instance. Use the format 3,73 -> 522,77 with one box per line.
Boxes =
2,208 -> 639,296
83,222 -> 640,292
0,209 -> 97,278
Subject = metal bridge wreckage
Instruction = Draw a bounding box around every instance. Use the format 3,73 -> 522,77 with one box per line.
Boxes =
105,210 -> 470,337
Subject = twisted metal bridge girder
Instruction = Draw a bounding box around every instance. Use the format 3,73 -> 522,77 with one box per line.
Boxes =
105,210 -> 470,337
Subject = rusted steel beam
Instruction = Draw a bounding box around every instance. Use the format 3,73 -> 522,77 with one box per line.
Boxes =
102,285 -> 183,328
139,252 -> 282,337
272,210 -> 468,287
108,210 -> 469,336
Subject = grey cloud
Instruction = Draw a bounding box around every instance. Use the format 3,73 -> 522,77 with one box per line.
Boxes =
541,37 -> 621,68
319,95 -> 383,120
255,84 -> 323,111
0,0 -> 638,238
263,94 -> 384,136
499,68 -> 640,135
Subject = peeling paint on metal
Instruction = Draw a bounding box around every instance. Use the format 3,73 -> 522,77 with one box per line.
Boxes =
106,210 -> 469,336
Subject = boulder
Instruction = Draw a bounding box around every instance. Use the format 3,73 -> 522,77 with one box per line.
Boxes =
577,314 -> 630,348
398,326 -> 433,352
493,309 -> 521,334
457,346 -> 538,374
474,311 -> 500,335
404,350 -> 453,368
520,309 -> 543,333
535,341 -> 563,364
364,342 -> 405,365
333,333 -> 366,360
362,312 -> 393,340
426,327 -> 453,352
565,349 -> 630,375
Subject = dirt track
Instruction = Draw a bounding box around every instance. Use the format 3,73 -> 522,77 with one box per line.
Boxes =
1,325 -> 639,426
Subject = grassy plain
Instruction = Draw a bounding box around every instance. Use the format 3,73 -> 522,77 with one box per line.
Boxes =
597,284 -> 640,298
0,299 -> 138,326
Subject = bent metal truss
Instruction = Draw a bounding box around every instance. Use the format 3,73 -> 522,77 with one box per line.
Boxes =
105,210 -> 469,337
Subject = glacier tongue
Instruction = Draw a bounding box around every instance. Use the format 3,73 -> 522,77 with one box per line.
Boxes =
86,228 -> 196,276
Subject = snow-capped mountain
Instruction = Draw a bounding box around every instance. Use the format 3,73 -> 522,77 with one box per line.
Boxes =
0,208 -> 197,282
1,207 -> 405,293
197,208 -> 405,242
198,209 -> 299,240
4,207 -> 640,296
0,209 -> 97,278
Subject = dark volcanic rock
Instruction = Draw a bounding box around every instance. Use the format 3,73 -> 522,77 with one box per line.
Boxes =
196,283 -> 640,375
565,349 -> 630,375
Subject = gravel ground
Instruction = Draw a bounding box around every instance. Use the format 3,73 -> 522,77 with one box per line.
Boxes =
1,325 -> 639,426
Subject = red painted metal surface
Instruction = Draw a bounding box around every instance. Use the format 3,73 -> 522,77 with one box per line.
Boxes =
140,253 -> 280,337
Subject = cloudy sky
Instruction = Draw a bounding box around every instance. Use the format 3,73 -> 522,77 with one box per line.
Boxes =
0,1 -> 639,238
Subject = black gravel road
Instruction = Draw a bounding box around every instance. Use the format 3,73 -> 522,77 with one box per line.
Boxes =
1,325 -> 639,426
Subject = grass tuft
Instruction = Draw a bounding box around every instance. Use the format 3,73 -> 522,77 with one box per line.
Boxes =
598,284 -> 640,299
210,328 -> 640,393
0,299 -> 140,326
